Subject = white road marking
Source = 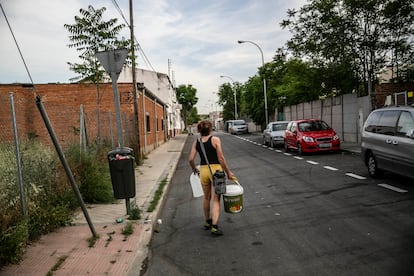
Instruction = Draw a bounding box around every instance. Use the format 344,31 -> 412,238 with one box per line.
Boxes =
283,153 -> 292,156
274,150 -> 282,153
345,173 -> 366,180
324,166 -> 338,171
307,161 -> 319,165
294,156 -> 304,160
378,183 -> 408,193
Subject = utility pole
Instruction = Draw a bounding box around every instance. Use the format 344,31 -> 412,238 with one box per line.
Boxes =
129,0 -> 141,164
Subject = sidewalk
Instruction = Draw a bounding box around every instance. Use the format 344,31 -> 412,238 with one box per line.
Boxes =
0,134 -> 188,276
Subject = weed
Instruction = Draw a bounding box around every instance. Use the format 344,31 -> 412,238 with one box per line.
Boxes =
128,204 -> 141,220
147,177 -> 168,212
121,222 -> 134,237
47,255 -> 68,275
87,234 -> 100,248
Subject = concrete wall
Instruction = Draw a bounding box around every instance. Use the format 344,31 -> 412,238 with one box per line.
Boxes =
284,94 -> 371,143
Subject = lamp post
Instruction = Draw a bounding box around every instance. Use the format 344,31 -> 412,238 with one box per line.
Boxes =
220,75 -> 237,120
238,40 -> 268,126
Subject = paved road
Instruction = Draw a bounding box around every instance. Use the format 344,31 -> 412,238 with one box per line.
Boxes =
145,132 -> 414,276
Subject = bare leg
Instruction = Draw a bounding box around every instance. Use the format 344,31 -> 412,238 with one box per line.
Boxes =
211,186 -> 221,225
202,184 -> 211,220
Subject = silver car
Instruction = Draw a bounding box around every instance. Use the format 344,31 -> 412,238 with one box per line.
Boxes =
361,106 -> 414,179
230,120 -> 248,134
262,121 -> 289,148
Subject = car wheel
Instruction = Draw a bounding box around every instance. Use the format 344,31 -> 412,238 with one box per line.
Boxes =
297,143 -> 303,156
367,152 -> 383,178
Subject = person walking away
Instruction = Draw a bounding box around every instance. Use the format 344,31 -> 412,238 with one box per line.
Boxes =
189,120 -> 235,236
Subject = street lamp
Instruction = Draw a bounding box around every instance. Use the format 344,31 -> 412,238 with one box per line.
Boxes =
220,75 -> 238,120
238,40 -> 268,125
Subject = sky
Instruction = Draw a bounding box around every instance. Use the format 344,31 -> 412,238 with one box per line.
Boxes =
0,0 -> 307,114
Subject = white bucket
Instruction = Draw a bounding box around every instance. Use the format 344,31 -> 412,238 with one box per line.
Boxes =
223,181 -> 244,214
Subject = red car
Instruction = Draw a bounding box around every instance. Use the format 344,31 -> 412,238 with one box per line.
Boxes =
284,119 -> 341,155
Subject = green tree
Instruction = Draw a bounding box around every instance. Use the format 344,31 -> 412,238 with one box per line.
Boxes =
281,0 -> 414,96
242,75 -> 265,126
188,107 -> 201,125
64,5 -> 128,83
176,84 -> 198,130
64,5 -> 130,146
218,83 -> 236,122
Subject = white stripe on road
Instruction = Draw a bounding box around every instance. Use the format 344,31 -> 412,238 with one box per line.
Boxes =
307,160 -> 319,165
294,156 -> 304,160
324,166 -> 338,171
283,153 -> 292,156
274,149 -> 282,153
378,183 -> 408,193
345,173 -> 366,180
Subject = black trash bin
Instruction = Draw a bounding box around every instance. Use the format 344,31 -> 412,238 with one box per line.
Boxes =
107,147 -> 136,199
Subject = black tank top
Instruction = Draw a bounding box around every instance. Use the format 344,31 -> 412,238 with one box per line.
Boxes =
196,136 -> 220,165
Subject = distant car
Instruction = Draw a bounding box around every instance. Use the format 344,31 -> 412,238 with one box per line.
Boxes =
284,119 -> 341,155
230,120 -> 248,134
361,106 -> 414,179
263,121 -> 289,147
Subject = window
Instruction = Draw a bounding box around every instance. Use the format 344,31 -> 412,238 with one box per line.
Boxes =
364,111 -> 381,133
376,110 -> 399,135
396,111 -> 414,137
146,114 -> 151,132
365,110 -> 399,135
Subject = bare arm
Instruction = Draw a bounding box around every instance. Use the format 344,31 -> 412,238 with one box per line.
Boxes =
188,140 -> 199,174
212,136 -> 235,180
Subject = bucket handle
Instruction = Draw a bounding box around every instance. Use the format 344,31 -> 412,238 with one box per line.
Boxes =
232,177 -> 241,186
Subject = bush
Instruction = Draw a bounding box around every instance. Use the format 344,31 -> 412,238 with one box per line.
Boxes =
0,140 -> 113,267
0,221 -> 28,266
65,144 -> 114,203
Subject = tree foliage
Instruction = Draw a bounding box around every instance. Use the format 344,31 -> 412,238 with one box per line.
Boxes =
176,84 -> 198,129
64,5 -> 129,83
280,0 -> 414,94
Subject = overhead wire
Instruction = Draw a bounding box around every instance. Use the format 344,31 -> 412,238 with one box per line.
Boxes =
110,0 -> 156,73
1,3 -> 37,95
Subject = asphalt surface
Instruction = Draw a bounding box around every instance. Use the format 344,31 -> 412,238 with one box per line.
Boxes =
145,132 -> 414,276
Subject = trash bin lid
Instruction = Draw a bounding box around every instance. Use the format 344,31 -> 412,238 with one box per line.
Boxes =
108,147 -> 133,156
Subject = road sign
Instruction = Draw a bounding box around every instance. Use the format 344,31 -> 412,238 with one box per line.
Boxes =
96,49 -> 128,80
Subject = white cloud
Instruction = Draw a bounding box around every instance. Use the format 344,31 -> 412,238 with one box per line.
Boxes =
0,0 -> 307,113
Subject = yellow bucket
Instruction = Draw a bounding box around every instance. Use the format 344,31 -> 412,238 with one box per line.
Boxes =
223,181 -> 243,214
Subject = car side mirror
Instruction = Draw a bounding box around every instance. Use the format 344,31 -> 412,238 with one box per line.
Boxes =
407,129 -> 414,139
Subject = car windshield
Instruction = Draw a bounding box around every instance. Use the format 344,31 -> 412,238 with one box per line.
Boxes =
272,123 -> 288,131
298,121 -> 330,132
233,120 -> 245,126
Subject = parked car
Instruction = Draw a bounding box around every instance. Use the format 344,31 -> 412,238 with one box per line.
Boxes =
263,121 -> 289,147
229,120 -> 248,134
284,119 -> 341,155
361,106 -> 414,179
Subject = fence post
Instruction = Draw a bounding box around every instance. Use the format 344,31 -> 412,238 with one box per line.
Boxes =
9,92 -> 26,217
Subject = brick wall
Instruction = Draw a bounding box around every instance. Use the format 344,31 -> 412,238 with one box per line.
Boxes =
374,82 -> 414,107
0,83 -> 166,154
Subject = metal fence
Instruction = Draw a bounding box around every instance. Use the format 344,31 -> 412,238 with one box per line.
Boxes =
0,91 -> 134,230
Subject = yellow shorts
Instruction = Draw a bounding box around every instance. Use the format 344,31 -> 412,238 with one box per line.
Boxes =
199,164 -> 223,186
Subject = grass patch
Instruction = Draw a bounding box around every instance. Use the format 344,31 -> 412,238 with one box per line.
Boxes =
87,234 -> 100,248
121,222 -> 134,236
128,204 -> 141,220
47,255 -> 68,275
146,177 -> 168,212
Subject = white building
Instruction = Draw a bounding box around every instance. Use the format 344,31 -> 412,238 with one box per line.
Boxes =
118,67 -> 183,136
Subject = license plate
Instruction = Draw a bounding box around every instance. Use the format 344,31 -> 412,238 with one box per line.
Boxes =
318,143 -> 332,148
